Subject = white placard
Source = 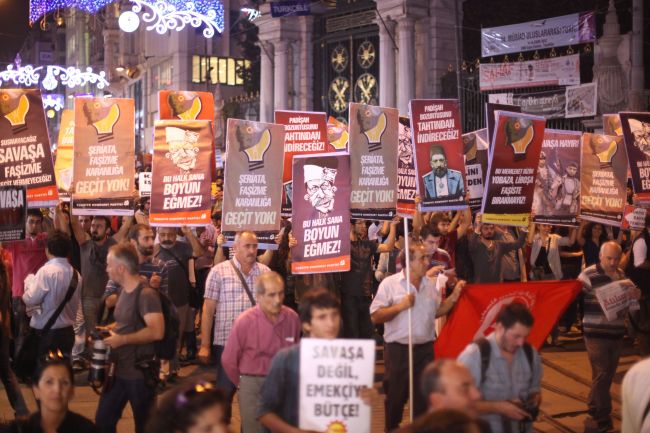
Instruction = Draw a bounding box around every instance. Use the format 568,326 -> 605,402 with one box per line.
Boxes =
565,83 -> 598,118
480,54 -> 580,91
299,338 -> 375,433
139,172 -> 151,197
481,12 -> 596,57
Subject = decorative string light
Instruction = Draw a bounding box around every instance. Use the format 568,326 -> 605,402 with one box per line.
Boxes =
42,94 -> 65,111
241,7 -> 261,21
30,0 -> 221,24
119,0 -> 224,38
0,64 -> 109,90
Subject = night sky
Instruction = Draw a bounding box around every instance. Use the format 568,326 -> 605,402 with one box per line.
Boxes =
0,0 -> 646,86
0,0 -> 30,65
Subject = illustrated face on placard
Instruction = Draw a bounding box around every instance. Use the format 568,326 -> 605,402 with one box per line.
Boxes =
327,118 -> 348,150
0,90 -> 29,130
463,133 -> 477,161
566,163 -> 578,178
607,115 -> 622,136
429,145 -> 448,177
167,91 -> 202,120
236,122 -> 271,171
164,127 -> 200,172
303,157 -> 338,215
398,124 -> 413,165
284,181 -> 293,205
589,134 -> 618,168
83,100 -> 120,136
629,119 -> 650,158
504,117 -> 534,161
357,105 -> 386,145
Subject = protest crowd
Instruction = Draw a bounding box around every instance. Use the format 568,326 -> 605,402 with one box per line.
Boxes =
0,87 -> 649,433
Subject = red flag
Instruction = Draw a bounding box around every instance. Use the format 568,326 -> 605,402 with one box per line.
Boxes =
436,281 -> 581,358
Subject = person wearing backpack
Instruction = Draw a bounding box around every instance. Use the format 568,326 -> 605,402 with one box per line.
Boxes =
458,303 -> 542,433
95,243 -> 164,433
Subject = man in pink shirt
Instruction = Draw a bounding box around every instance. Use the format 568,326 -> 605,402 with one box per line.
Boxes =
4,209 -> 48,355
222,272 -> 301,433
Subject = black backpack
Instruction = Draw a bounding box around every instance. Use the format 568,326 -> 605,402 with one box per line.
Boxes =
135,286 -> 180,360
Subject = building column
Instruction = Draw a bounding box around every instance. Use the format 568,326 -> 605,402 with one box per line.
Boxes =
298,16 -> 314,111
259,41 -> 274,123
415,18 -> 429,98
378,18 -> 396,108
629,0 -> 644,110
273,39 -> 289,112
396,16 -> 415,115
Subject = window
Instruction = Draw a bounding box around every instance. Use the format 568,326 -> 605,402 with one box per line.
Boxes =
191,55 -> 251,86
151,60 -> 173,93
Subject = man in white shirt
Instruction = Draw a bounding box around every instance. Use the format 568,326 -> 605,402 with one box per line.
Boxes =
370,243 -> 466,431
23,230 -> 82,359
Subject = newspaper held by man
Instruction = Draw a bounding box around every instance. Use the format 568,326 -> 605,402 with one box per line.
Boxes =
594,279 -> 640,322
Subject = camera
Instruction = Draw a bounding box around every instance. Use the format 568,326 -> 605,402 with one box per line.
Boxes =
88,329 -> 111,389
519,401 -> 540,433
522,401 -> 539,421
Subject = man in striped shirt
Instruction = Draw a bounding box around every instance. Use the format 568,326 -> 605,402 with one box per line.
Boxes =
578,241 -> 641,433
199,230 -> 270,421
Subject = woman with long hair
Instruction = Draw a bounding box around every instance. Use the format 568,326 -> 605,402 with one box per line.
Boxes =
577,221 -> 610,267
6,353 -> 97,433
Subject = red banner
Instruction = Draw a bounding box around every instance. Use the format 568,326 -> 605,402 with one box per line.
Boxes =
436,281 -> 581,359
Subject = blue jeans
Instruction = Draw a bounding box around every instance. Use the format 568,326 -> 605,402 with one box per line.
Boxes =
95,377 -> 156,433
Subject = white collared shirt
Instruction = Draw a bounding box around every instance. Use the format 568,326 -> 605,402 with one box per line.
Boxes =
370,271 -> 441,344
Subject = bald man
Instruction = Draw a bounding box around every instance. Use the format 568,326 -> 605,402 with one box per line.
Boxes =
578,241 -> 641,433
421,359 -> 481,416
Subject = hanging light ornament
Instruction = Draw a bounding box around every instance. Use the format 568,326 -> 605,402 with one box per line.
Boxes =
118,0 -> 224,38
0,64 -> 109,90
30,0 -> 223,37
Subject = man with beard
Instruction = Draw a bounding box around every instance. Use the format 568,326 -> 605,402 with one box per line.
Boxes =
69,215 -> 132,358
155,226 -> 203,380
467,222 -> 526,283
303,156 -> 338,216
458,303 -> 542,433
103,224 -> 168,312
422,145 -> 464,199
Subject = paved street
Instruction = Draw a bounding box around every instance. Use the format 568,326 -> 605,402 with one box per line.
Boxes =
0,329 -> 640,433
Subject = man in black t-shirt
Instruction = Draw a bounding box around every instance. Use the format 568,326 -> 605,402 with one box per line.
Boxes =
95,243 -> 163,433
340,218 -> 397,338
155,226 -> 203,376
